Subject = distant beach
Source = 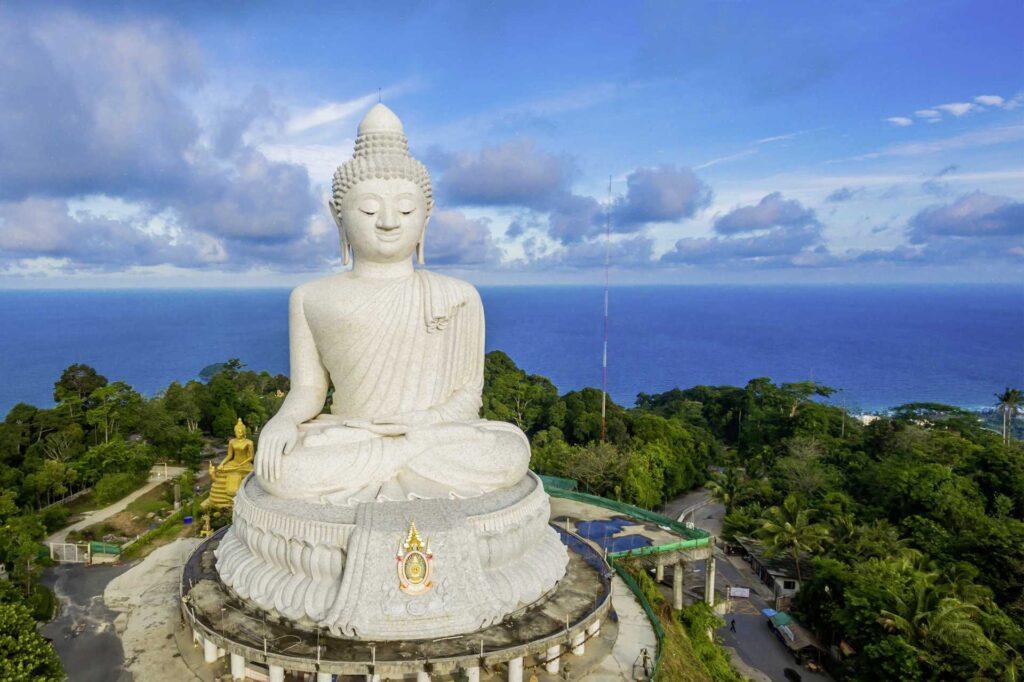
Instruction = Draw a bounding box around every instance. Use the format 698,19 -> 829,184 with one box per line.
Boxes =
3,284 -> 1021,414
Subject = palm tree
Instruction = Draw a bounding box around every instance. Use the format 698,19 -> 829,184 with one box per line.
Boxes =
878,571 -> 997,662
755,494 -> 830,581
996,388 -> 1023,445
706,467 -> 743,510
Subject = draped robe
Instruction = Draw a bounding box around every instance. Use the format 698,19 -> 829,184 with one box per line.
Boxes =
257,271 -> 529,505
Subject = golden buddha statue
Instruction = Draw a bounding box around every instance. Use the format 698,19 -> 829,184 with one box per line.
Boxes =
206,418 -> 254,509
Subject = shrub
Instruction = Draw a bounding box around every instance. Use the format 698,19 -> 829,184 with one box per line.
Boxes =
0,602 -> 63,681
93,473 -> 143,505
39,505 -> 69,533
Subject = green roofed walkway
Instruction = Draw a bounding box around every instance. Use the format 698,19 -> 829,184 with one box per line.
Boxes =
541,475 -> 717,613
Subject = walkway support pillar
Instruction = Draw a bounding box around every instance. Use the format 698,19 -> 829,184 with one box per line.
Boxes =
464,665 -> 480,682
545,645 -> 560,674
230,653 -> 246,680
268,664 -> 285,682
316,672 -> 333,682
655,562 -> 664,582
203,637 -> 217,664
508,656 -> 524,682
673,560 -> 684,610
417,672 -> 430,682
571,630 -> 586,655
587,618 -> 601,638
705,556 -> 716,606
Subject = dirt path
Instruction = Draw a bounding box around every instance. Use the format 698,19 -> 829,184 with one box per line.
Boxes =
46,465 -> 185,545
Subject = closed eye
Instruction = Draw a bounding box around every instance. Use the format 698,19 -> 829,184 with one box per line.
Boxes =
397,199 -> 416,215
358,199 -> 379,215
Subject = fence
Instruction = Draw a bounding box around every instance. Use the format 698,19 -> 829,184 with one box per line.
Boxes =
540,475 -> 711,547
40,487 -> 93,511
89,541 -> 121,557
611,561 -> 664,680
49,542 -> 89,563
543,473 -> 707,680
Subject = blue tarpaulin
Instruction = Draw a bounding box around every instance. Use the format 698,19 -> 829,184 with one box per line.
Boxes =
574,516 -> 654,553
575,516 -> 634,541
603,534 -> 653,553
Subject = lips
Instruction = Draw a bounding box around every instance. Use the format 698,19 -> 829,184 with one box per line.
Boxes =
376,228 -> 402,242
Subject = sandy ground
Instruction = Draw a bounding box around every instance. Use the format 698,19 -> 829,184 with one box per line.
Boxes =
103,538 -> 201,681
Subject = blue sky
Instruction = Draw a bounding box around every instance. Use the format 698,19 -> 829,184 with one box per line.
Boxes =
0,1 -> 1021,286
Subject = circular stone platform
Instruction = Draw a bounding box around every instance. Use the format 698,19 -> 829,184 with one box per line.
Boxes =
181,525 -> 613,679
215,472 -> 569,640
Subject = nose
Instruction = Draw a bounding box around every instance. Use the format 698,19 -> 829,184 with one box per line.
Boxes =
376,203 -> 400,230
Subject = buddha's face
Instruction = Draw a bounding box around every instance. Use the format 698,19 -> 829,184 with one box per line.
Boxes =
234,422 -> 246,438
338,178 -> 428,264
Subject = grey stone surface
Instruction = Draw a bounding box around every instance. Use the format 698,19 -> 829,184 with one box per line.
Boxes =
215,472 -> 568,638
185,526 -> 610,678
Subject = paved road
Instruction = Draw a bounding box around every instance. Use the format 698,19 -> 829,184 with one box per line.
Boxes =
41,563 -> 133,682
659,487 -> 724,537
46,465 -> 185,545
660,488 -> 831,682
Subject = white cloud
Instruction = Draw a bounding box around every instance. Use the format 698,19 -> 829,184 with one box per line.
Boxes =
284,82 -> 415,136
915,109 -> 941,120
851,125 -> 1024,161
886,117 -> 913,127
285,93 -> 380,135
974,94 -> 1005,107
935,102 -> 975,117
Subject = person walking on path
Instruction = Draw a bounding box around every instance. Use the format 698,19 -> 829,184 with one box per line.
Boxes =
730,619 -> 737,633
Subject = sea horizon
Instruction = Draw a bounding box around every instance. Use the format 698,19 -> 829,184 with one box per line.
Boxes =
4,283 -> 1021,415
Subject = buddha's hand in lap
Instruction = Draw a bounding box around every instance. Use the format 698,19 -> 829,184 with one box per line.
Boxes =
344,409 -> 441,437
255,417 -> 299,482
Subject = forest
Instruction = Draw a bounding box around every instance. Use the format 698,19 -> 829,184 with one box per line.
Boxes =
0,351 -> 1021,680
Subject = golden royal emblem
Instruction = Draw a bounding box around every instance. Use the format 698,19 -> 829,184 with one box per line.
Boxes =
396,519 -> 433,595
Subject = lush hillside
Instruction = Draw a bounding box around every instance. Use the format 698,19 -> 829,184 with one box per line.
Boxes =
486,352 -> 1024,679
2,352 -> 1021,680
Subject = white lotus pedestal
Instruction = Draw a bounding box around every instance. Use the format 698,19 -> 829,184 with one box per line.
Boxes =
214,472 -> 568,640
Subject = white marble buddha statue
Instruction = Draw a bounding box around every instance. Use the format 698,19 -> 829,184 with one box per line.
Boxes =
254,104 -> 528,506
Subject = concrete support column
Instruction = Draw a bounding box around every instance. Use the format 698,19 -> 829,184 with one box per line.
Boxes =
464,665 -> 480,682
673,560 -> 684,610
203,637 -> 217,664
655,562 -> 664,582
545,645 -> 561,674
704,556 -> 717,606
268,664 -> 284,682
365,674 -> 381,682
218,647 -> 226,660
192,629 -> 201,646
316,672 -> 333,682
508,656 -> 524,682
571,631 -> 586,656
417,672 -> 430,682
230,653 -> 246,680
587,618 -> 601,638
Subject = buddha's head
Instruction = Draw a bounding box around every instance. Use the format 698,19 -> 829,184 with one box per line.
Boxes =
234,418 -> 246,439
330,105 -> 434,266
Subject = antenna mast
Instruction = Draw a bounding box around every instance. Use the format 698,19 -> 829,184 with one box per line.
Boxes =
601,176 -> 611,442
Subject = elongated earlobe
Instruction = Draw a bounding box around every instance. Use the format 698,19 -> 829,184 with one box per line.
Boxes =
328,199 -> 351,266
416,217 -> 428,265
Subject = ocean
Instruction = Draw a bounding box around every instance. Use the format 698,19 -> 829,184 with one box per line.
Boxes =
2,285 -> 1021,415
